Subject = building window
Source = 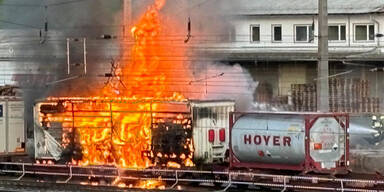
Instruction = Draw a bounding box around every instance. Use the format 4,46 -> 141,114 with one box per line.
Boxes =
355,24 -> 375,41
251,25 -> 260,42
328,24 -> 346,41
272,25 -> 282,42
295,25 -> 313,42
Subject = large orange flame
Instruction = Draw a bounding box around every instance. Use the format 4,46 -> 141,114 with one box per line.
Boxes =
36,0 -> 195,189
43,0 -> 191,169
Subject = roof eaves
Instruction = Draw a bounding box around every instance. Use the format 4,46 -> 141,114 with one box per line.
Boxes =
369,5 -> 384,13
231,11 -> 382,16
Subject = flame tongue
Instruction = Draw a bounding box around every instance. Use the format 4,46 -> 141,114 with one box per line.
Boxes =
155,0 -> 166,10
82,0 -> 168,168
37,0 -> 194,179
74,0 -> 190,169
35,0 -> 198,189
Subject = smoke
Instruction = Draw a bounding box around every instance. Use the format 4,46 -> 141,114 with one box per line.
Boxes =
151,0 -> 260,111
189,62 -> 258,111
0,0 -> 122,140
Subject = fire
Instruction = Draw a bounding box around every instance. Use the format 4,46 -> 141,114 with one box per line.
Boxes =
35,6 -> 196,192
184,158 -> 195,167
167,161 -> 181,168
72,0 -> 184,168
113,176 -> 164,189
37,0 -> 194,171
117,183 -> 126,188
138,179 -> 165,189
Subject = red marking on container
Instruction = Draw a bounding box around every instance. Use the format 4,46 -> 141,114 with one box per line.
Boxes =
273,136 -> 280,146
244,135 -> 251,144
208,129 -> 215,143
254,135 -> 262,145
314,143 -> 322,150
243,134 -> 292,147
283,137 -> 291,146
219,128 -> 225,142
263,135 -> 270,145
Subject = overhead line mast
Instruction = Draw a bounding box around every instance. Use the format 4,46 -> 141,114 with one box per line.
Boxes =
317,0 -> 329,112
123,0 -> 132,39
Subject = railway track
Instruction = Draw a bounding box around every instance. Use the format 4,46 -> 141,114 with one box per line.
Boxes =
0,178 -> 171,192
0,162 -> 384,191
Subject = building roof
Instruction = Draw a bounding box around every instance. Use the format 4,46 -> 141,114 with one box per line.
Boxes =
229,0 -> 384,15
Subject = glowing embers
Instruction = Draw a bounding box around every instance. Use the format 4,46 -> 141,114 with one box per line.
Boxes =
113,176 -> 165,189
148,113 -> 194,168
79,176 -> 165,189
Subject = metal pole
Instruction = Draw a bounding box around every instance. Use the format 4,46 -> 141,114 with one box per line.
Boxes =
317,0 -> 329,112
5,100 -> 8,154
123,0 -> 132,39
66,38 -> 70,75
83,38 -> 87,74
71,103 -> 75,148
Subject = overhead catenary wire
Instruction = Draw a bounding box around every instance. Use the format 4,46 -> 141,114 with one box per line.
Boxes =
0,19 -> 41,29
0,0 -> 90,7
46,0 -> 91,6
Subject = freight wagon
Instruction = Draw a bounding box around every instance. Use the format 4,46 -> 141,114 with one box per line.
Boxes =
33,97 -> 235,166
33,97 -> 352,174
0,96 -> 25,154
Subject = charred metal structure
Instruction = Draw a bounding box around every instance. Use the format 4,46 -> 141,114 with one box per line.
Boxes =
33,97 -> 235,168
150,120 -> 193,166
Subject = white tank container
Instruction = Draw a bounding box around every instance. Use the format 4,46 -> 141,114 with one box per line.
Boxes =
0,97 -> 25,153
231,114 -> 305,165
230,112 -> 349,172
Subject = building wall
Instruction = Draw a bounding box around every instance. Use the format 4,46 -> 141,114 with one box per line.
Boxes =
278,63 -> 307,96
245,62 -> 279,102
228,14 -> 383,50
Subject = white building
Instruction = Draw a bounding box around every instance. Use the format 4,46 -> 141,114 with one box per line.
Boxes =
196,0 -> 384,111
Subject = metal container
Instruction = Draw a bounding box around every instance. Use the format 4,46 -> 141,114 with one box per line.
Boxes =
191,100 -> 235,163
230,112 -> 349,173
231,114 -> 305,165
33,101 -> 63,160
0,97 -> 25,154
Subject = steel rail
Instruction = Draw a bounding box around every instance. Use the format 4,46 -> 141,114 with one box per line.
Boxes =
0,162 -> 383,191
1,162 -> 383,184
0,171 -> 378,192
0,162 -> 380,183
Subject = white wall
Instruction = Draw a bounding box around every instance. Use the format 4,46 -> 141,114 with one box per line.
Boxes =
220,14 -> 384,51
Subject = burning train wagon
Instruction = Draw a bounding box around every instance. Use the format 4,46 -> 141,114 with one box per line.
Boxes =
33,97 -> 235,167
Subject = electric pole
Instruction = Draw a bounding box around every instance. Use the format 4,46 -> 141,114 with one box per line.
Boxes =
123,0 -> 132,39
317,0 -> 329,112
